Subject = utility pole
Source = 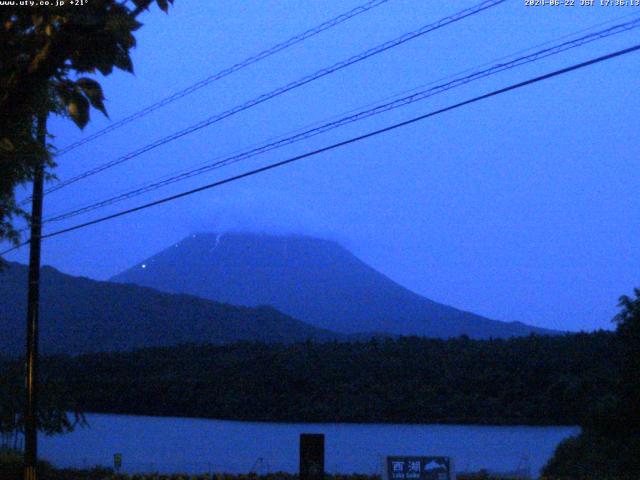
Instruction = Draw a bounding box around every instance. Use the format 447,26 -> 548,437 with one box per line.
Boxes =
24,113 -> 47,480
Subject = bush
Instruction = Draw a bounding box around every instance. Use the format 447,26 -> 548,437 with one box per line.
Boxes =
542,431 -> 640,480
0,449 -> 54,480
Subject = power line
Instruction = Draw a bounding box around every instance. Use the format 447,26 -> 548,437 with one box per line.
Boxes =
49,9 -> 636,221
3,42 -> 638,256
53,0 -> 392,157
33,0 -> 506,200
41,16 -> 640,224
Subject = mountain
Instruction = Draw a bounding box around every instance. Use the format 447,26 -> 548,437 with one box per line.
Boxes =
112,232 -> 556,338
0,262 -> 338,357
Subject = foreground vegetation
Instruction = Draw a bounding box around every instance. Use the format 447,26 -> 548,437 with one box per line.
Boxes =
541,289 -> 640,479
0,450 -> 523,480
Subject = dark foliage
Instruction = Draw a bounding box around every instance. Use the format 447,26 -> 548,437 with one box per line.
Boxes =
612,289 -> 640,433
543,289 -> 640,479
0,454 -> 519,480
0,361 -> 84,440
0,0 -> 174,245
10,332 -> 618,426
542,431 -> 640,480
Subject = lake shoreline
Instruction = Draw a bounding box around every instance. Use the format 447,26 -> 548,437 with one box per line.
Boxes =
78,410 -> 581,428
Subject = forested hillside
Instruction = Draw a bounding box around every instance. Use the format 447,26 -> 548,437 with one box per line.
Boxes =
25,332 -> 617,425
0,262 -> 339,356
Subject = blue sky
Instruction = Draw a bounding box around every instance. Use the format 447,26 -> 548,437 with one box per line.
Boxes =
4,0 -> 640,332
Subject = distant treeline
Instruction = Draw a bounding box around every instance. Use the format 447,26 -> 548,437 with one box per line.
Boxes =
18,331 -> 618,426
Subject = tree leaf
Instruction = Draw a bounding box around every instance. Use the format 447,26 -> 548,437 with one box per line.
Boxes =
132,0 -> 153,9
67,91 -> 90,129
76,77 -> 108,117
113,48 -> 134,73
157,0 -> 169,12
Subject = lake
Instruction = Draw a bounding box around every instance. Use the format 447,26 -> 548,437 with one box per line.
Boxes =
39,414 -> 579,477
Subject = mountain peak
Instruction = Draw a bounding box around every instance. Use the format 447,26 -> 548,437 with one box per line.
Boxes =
113,231 -> 555,339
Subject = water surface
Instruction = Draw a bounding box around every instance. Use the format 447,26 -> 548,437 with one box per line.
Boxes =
39,414 -> 579,477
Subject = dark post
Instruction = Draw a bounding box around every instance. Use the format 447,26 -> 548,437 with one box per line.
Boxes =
24,113 -> 47,480
300,433 -> 325,480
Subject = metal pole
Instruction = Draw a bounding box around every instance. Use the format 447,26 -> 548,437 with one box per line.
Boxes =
24,113 -> 47,480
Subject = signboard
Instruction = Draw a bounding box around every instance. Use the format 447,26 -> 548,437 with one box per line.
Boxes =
384,456 -> 454,480
299,433 -> 324,480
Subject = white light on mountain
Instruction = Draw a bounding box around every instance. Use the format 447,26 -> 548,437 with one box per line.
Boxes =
141,264 -> 147,269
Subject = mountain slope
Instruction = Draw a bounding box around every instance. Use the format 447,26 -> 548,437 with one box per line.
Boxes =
0,262 -> 338,357
112,232 -> 556,338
